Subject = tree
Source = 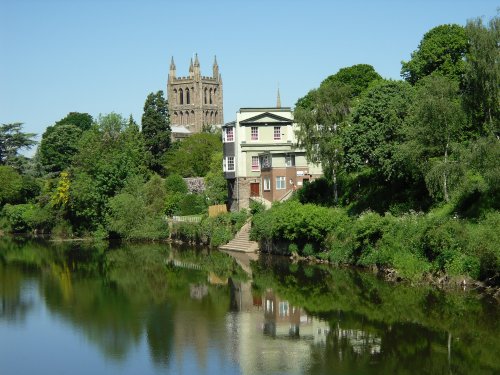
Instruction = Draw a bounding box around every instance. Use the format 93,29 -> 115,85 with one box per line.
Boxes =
55,112 -> 93,131
320,64 -> 382,98
68,113 -> 147,232
39,124 -> 83,173
0,166 -> 23,205
163,133 -> 221,177
405,76 -> 466,202
343,80 -> 415,180
401,24 -> 468,85
294,82 -> 352,203
141,91 -> 171,174
0,123 -> 36,167
463,14 -> 500,136
205,152 -> 227,205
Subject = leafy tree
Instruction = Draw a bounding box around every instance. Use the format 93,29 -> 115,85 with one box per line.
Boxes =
163,133 -> 221,177
343,80 -> 415,180
405,75 -> 466,202
205,152 -> 227,205
39,124 -> 83,173
0,123 -> 36,167
320,64 -> 382,98
55,112 -> 93,131
0,166 -> 23,205
463,14 -> 500,136
106,175 -> 168,240
164,174 -> 188,216
68,113 -> 147,232
164,173 -> 188,194
141,91 -> 171,174
401,24 -> 468,85
295,82 -> 352,203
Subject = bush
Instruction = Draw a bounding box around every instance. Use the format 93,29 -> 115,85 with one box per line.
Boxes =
2,203 -> 53,233
178,194 -> 206,215
302,243 -> 315,257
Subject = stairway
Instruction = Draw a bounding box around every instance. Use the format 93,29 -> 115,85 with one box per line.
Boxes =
219,221 -> 259,253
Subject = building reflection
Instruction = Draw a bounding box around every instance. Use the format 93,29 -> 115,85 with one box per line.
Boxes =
226,281 -> 381,374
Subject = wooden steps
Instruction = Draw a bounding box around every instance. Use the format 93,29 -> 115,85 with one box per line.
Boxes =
219,222 -> 259,253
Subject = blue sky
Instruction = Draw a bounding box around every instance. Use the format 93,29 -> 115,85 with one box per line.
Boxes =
1,0 -> 498,152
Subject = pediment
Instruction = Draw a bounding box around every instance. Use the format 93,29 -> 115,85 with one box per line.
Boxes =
239,112 -> 292,125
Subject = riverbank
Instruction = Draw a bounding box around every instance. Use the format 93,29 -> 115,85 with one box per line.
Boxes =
251,200 -> 500,291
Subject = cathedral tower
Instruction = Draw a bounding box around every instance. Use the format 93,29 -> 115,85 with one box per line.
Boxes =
167,54 -> 224,134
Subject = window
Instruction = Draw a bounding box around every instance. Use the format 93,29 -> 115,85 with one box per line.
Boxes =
224,156 -> 235,172
274,126 -> 281,140
224,127 -> 234,142
276,176 -> 286,190
251,156 -> 260,171
251,126 -> 258,141
285,155 -> 295,167
263,176 -> 271,191
279,301 -> 289,317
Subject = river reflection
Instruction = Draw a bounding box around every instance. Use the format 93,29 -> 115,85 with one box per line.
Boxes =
0,238 -> 498,375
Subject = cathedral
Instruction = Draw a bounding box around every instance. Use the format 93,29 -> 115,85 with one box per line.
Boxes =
167,54 -> 224,139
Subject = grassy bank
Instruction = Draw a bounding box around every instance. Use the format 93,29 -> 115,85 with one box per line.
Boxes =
250,200 -> 499,286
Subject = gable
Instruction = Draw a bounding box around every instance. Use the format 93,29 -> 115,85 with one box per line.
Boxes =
239,112 -> 292,125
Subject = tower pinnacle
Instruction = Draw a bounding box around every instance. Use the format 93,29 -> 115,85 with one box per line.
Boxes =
276,87 -> 281,108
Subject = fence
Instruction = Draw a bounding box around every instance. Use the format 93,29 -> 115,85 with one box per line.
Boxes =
171,215 -> 203,223
208,204 -> 227,217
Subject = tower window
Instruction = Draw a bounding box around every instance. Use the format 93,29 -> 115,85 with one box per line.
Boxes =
209,88 -> 213,104
179,88 -> 183,104
186,88 -> 190,104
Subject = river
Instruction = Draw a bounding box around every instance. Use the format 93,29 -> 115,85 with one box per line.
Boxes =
0,238 -> 498,375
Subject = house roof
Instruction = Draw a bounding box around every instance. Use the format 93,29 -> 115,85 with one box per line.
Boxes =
239,112 -> 293,125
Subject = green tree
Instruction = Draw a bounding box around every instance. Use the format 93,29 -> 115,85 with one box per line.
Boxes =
0,123 -> 36,167
106,175 -> 169,240
205,152 -> 227,205
163,133 -> 221,177
69,113 -> 147,232
164,174 -> 188,216
295,82 -> 352,203
54,112 -> 93,131
0,166 -> 23,205
463,14 -> 500,136
405,75 -> 466,202
401,24 -> 468,85
320,64 -> 382,98
343,80 -> 415,180
39,124 -> 83,173
141,91 -> 171,174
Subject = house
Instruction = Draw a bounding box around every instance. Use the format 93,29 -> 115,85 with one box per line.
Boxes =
222,104 -> 322,211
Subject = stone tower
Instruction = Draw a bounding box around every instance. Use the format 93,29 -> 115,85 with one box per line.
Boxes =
167,54 -> 224,134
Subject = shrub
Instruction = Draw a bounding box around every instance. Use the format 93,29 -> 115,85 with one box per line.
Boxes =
178,194 -> 206,215
2,203 -> 54,233
288,243 -> 299,255
302,243 -> 315,257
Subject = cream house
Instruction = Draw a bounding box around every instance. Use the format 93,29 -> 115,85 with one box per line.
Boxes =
222,106 -> 322,211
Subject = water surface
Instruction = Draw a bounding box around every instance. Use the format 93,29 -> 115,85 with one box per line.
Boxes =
0,238 -> 498,375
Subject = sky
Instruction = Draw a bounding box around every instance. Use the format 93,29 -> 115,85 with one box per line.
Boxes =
1,0 -> 498,154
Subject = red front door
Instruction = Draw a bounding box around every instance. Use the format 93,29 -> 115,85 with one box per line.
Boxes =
250,183 -> 260,197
